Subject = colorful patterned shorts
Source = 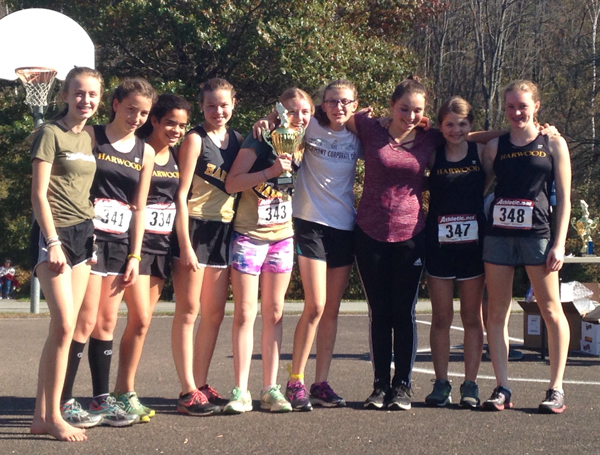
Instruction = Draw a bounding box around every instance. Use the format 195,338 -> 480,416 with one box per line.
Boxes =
231,232 -> 293,275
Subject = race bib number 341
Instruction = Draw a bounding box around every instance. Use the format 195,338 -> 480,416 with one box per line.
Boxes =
94,198 -> 132,234
257,198 -> 292,226
438,214 -> 478,244
145,202 -> 176,234
492,198 -> 534,230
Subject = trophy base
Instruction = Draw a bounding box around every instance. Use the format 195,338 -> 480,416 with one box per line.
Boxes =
276,175 -> 294,189
582,254 -> 597,257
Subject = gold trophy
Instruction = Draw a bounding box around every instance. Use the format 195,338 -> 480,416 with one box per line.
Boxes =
262,102 -> 305,187
571,199 -> 599,256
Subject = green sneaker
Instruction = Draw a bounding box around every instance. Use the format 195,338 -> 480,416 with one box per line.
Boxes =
260,385 -> 292,413
224,387 -> 252,414
425,379 -> 452,407
459,381 -> 480,409
113,391 -> 151,423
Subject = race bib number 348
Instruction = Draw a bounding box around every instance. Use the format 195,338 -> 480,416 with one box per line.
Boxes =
492,198 -> 534,230
94,198 -> 132,234
438,214 -> 478,244
257,198 -> 292,226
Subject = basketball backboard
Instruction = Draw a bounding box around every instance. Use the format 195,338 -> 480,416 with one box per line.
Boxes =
0,8 -> 95,81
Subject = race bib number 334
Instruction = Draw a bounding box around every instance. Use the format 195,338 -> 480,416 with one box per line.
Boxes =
145,202 -> 176,234
438,214 -> 478,244
94,198 -> 132,234
257,198 -> 292,226
492,198 -> 534,230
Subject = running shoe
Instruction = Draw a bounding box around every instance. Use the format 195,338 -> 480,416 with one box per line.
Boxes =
539,388 -> 566,414
177,389 -> 220,416
309,381 -> 346,408
364,386 -> 388,409
260,385 -> 292,413
482,386 -> 513,411
285,380 -> 313,412
387,385 -> 412,410
224,387 -> 253,414
199,384 -> 229,407
113,391 -> 151,423
61,398 -> 103,429
89,396 -> 140,427
459,380 -> 480,409
425,379 -> 452,407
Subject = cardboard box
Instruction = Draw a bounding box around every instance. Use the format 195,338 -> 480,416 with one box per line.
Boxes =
581,321 -> 600,346
580,339 -> 600,356
518,300 -> 582,351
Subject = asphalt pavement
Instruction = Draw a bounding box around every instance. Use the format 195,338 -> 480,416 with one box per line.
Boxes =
1,305 -> 599,455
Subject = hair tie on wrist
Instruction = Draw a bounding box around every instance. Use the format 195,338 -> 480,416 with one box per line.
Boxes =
127,253 -> 142,261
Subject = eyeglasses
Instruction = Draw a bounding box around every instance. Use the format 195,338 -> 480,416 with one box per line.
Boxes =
322,99 -> 355,108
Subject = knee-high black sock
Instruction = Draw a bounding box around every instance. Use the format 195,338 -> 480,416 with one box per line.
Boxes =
61,340 -> 86,402
88,337 -> 113,399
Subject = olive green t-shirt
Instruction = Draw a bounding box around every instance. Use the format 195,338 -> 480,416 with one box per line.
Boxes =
30,122 -> 96,227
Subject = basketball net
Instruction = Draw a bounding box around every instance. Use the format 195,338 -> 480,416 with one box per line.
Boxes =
15,67 -> 57,111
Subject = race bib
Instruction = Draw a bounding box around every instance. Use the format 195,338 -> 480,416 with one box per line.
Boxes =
257,198 -> 292,226
438,214 -> 478,244
145,202 -> 176,235
93,198 -> 133,234
492,198 -> 534,230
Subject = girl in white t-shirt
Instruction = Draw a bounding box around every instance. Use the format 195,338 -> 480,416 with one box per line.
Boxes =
262,80 -> 362,410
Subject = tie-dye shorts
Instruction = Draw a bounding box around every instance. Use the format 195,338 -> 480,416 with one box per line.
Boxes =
231,232 -> 294,275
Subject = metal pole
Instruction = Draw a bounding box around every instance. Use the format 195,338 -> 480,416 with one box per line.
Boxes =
30,105 -> 44,314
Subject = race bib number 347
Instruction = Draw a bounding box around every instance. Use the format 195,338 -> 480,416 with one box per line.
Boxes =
438,214 -> 478,244
492,198 -> 534,230
94,198 -> 132,234
257,198 -> 292,226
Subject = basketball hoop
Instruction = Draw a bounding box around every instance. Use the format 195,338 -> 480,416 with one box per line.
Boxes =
15,67 -> 57,110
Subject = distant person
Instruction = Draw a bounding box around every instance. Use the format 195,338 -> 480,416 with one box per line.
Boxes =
0,258 -> 17,299
481,80 -> 571,414
29,67 -> 103,442
171,78 -> 242,416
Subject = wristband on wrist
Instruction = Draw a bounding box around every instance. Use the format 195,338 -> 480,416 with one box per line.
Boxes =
262,169 -> 268,180
127,253 -> 142,261
45,235 -> 59,244
47,240 -> 62,249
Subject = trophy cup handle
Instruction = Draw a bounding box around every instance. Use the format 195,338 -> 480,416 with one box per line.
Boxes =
262,129 -> 273,149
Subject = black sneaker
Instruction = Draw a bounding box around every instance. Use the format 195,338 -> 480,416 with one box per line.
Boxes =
539,388 -> 566,414
364,386 -> 388,409
309,381 -> 346,408
386,385 -> 412,410
459,380 -> 480,409
482,386 -> 513,411
285,380 -> 313,411
425,379 -> 452,407
177,389 -> 220,416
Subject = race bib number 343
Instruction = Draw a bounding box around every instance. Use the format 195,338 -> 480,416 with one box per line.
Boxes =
145,202 -> 176,234
94,198 -> 132,234
438,214 -> 478,244
492,198 -> 534,230
257,198 -> 292,226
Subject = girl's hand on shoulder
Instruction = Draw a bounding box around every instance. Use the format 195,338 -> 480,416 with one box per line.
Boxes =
356,106 -> 373,118
538,123 -> 561,137
252,119 -> 273,141
122,258 -> 139,287
378,116 -> 392,128
47,244 -> 68,274
546,245 -> 565,272
418,116 -> 431,130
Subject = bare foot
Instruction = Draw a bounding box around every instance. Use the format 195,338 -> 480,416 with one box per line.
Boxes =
31,419 -> 88,442
30,416 -> 47,435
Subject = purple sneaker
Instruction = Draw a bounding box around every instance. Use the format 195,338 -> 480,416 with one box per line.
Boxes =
309,381 -> 346,408
285,380 -> 313,412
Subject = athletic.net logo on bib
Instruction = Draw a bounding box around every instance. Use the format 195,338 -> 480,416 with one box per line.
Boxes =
438,214 -> 478,243
93,198 -> 132,234
492,198 -> 534,230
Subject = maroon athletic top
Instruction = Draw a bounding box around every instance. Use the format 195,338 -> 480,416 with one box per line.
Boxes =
354,113 -> 442,242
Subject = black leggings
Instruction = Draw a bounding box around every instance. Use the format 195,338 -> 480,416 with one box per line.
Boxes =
355,226 -> 425,389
